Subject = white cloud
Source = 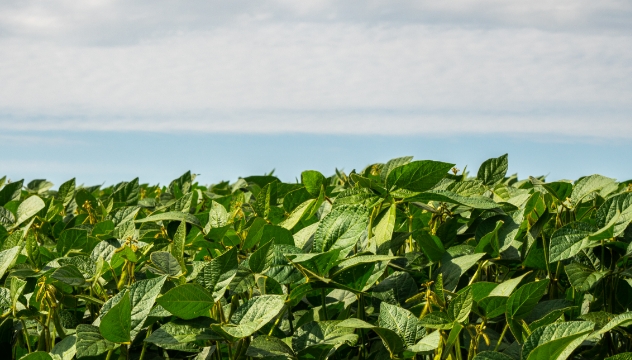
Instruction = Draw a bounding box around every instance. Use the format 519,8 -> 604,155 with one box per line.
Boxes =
0,1 -> 631,136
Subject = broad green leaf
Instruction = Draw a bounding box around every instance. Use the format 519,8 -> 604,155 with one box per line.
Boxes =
565,263 -> 608,292
293,321 -> 358,352
489,272 -> 530,297
13,195 -> 45,228
549,222 -> 597,263
150,251 -> 183,277
215,295 -> 286,339
52,265 -> 87,287
522,321 -> 594,360
440,253 -> 485,291
280,198 -> 316,230
415,233 -> 445,262
302,170 -> 326,197
50,335 -> 77,360
449,286 -> 473,323
381,156 -> 413,183
252,181 -> 277,219
473,352 -> 515,360
10,277 -> 27,309
250,240 -> 273,274
112,178 -> 139,206
570,174 -> 616,205
100,290 -> 131,343
246,335 -> 295,358
606,354 -> 632,360
57,178 -> 76,206
197,247 -> 238,301
98,275 -> 167,339
373,327 -> 406,357
373,203 -> 396,249
506,280 -> 549,320
157,284 -> 215,320
312,205 -> 369,258
0,179 -> 23,206
595,192 -> 632,238
419,312 -> 453,330
135,211 -> 202,227
599,312 -> 632,334
408,190 -> 499,209
475,220 -> 503,257
378,302 -> 424,347
57,228 -> 88,256
0,246 -> 20,280
171,221 -> 187,272
478,296 -> 508,319
371,271 -> 418,306
287,249 -> 340,277
477,154 -> 508,186
408,330 -> 441,354
145,319 -> 219,351
19,352 -> 53,360
386,160 -> 454,192
75,324 -> 117,358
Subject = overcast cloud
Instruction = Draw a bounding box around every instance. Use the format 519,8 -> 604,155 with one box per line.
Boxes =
1,0 -> 631,136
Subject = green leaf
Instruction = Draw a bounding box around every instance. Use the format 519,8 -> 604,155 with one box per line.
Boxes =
419,312 -> 453,330
100,290 -> 131,343
408,190 -> 499,209
378,302 -> 424,347
57,228 -> 88,256
280,198 -> 316,230
477,154 -> 508,186
373,204 -> 397,249
599,312 -> 632,334
0,179 -> 23,206
415,233 -> 445,262
50,335 -> 77,360
10,277 -> 27,309
506,280 -> 549,321
312,205 -> 369,258
570,174 -> 616,206
135,211 -> 202,227
171,221 -> 187,273
253,181 -> 277,219
408,330 -> 441,354
565,263 -> 608,292
57,178 -> 76,206
13,195 -> 45,229
373,327 -> 406,357
145,319 -> 219,351
371,271 -> 418,307
98,275 -> 167,339
287,249 -> 341,277
250,240 -> 273,274
293,320 -> 358,352
473,351 -> 515,360
448,286 -> 473,323
606,354 -> 632,360
478,296 -> 508,319
386,160 -> 455,192
18,352 -> 53,360
215,295 -> 286,339
522,321 -> 595,360
197,247 -> 238,301
75,324 -> 117,358
596,192 -> 632,238
112,178 -> 139,206
440,253 -> 485,291
302,170 -> 326,197
150,251 -> 183,277
549,222 -> 597,263
488,272 -> 530,297
475,220 -> 503,257
158,284 -> 215,320
246,335 -> 295,358
52,265 -> 87,287
381,156 -> 413,183
0,246 -> 20,280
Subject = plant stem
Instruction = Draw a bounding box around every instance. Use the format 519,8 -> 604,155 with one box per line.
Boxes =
321,288 -> 328,320
494,324 -> 509,352
139,324 -> 152,360
20,319 -> 32,353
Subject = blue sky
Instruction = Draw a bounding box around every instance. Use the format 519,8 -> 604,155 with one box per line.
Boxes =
1,1 -> 631,187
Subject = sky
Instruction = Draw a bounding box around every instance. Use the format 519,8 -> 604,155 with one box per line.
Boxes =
1,1 -> 631,186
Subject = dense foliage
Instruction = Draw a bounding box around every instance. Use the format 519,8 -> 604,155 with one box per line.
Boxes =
1,154 -> 632,360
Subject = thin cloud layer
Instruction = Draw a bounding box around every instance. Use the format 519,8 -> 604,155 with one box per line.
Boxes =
0,1 -> 631,136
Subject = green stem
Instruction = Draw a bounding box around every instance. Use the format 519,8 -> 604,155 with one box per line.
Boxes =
20,319 -> 32,353
105,349 -> 114,360
494,323 -> 509,352
139,324 -> 152,360
321,289 -> 328,320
